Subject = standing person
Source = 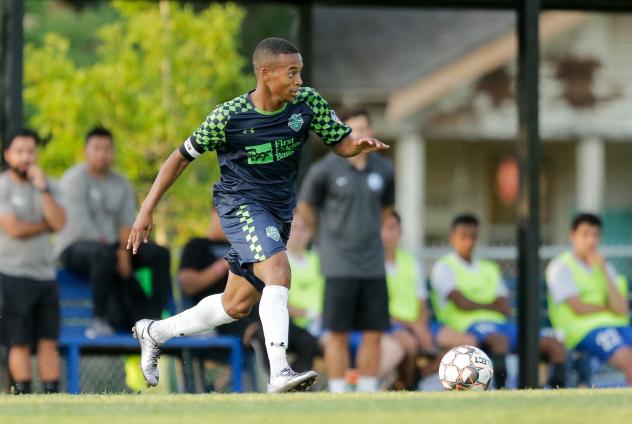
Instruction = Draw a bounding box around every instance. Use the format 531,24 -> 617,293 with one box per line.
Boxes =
381,209 -> 476,390
546,213 -> 632,384
57,127 -> 171,337
297,107 -> 395,393
127,37 -> 389,393
0,130 -> 66,394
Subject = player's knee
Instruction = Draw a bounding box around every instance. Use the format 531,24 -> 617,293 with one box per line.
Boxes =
485,333 -> 509,353
544,339 -> 566,363
328,332 -> 349,346
463,334 -> 478,347
614,347 -> 632,371
256,253 -> 291,286
224,300 -> 253,320
399,334 -> 417,355
362,331 -> 382,345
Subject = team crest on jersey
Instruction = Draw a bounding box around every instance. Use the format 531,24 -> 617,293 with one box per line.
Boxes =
288,113 -> 303,132
266,226 -> 281,242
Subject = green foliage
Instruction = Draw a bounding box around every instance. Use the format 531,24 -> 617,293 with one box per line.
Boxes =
24,1 -> 254,244
24,0 -> 119,67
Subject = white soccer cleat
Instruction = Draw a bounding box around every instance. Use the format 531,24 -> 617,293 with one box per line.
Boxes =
132,319 -> 161,387
267,368 -> 318,393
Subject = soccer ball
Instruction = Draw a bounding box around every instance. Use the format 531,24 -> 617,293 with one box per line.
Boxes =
438,345 -> 494,391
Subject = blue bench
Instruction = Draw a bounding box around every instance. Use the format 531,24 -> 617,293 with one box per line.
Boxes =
57,270 -> 244,393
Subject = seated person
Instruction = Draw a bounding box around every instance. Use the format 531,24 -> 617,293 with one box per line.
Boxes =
179,209 -> 319,383
382,209 -> 475,390
432,213 -> 566,389
546,213 -> 632,385
57,127 -> 171,336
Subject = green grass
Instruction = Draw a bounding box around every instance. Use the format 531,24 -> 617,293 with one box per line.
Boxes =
1,389 -> 631,424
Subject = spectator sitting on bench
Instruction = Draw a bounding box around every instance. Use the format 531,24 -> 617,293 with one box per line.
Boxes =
431,213 -> 566,389
546,213 -> 632,385
381,209 -> 476,390
0,129 -> 66,394
57,127 -> 171,337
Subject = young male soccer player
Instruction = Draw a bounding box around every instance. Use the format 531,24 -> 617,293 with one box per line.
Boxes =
127,37 -> 389,393
546,213 -> 632,384
431,214 -> 567,389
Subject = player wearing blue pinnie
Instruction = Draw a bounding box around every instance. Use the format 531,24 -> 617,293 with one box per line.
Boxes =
127,37 -> 389,393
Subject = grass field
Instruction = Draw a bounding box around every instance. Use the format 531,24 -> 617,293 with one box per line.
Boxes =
1,389 -> 631,424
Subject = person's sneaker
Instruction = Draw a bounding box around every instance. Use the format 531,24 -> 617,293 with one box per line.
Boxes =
267,368 -> 318,393
84,317 -> 115,339
132,319 -> 161,387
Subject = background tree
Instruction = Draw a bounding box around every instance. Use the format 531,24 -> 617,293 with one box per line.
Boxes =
24,0 -> 253,245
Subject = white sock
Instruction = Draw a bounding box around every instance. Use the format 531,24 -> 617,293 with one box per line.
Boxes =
259,285 -> 290,378
328,378 -> 349,393
357,376 -> 379,392
149,294 -> 235,344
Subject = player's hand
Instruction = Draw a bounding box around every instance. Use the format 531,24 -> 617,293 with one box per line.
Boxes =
587,252 -> 606,269
353,137 -> 390,153
492,298 -> 512,316
27,165 -> 48,191
127,211 -> 153,255
413,324 -> 435,351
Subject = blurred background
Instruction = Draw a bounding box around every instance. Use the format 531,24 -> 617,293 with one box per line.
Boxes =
2,0 -> 632,392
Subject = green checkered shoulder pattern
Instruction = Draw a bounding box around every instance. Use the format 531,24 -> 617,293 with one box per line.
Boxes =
294,87 -> 352,145
191,94 -> 254,152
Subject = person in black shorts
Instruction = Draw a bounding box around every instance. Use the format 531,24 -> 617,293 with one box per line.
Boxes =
127,37 -> 389,393
298,108 -> 395,392
0,130 -> 66,394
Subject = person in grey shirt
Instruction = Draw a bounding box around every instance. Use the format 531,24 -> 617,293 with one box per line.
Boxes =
0,129 -> 66,394
298,108 -> 394,393
57,127 -> 171,337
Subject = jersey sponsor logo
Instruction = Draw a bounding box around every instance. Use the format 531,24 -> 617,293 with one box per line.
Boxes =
335,176 -> 348,187
288,113 -> 304,132
265,225 -> 281,242
245,138 -> 302,165
367,172 -> 384,191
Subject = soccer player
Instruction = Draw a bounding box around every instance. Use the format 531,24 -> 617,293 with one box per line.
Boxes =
381,209 -> 476,389
0,130 -> 66,394
127,38 -> 389,393
432,213 -> 566,389
546,213 -> 632,384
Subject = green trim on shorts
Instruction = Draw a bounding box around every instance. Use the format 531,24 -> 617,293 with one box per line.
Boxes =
236,205 -> 266,261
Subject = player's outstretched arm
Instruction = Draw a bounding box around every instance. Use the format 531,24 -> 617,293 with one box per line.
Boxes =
332,133 -> 389,158
127,148 -> 190,254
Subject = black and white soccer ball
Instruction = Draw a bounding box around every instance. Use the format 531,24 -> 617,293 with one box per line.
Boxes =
438,345 -> 494,391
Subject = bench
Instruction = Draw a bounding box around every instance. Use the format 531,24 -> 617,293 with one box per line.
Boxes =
57,270 -> 244,393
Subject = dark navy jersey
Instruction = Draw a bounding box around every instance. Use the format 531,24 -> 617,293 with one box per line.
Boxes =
180,87 -> 351,221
